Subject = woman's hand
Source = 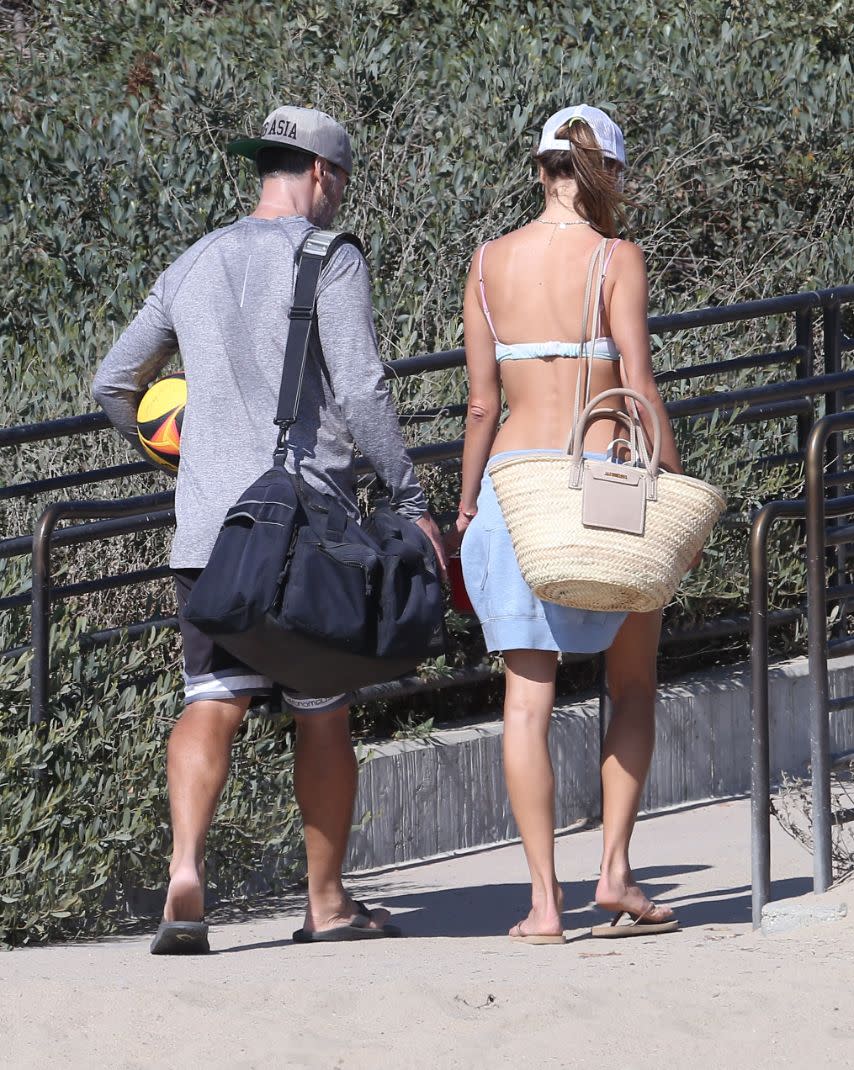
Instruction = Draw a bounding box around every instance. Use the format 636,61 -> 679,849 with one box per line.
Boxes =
443,511 -> 475,557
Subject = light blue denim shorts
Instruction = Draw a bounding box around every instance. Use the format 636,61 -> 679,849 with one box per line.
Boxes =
460,450 -> 627,654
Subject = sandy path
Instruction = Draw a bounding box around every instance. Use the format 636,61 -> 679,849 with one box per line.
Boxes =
2,799 -> 852,1069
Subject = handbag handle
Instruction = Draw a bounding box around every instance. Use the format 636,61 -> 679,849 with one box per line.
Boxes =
571,239 -> 608,438
569,387 -> 662,487
586,407 -> 642,463
571,242 -> 655,474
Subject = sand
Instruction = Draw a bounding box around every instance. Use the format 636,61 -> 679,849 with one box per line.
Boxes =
2,798 -> 852,1069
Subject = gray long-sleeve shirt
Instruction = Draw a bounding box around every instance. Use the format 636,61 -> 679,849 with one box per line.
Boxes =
93,214 -> 427,568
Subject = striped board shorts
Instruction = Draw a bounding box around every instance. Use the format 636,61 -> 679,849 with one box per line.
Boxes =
173,570 -> 353,714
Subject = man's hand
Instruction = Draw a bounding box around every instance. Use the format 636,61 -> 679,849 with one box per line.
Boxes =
416,512 -> 448,582
442,515 -> 471,558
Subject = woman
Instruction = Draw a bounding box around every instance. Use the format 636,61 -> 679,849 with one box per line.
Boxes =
446,105 -> 691,941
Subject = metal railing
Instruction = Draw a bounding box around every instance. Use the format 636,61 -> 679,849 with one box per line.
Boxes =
3,285 -> 854,725
750,410 -> 854,927
6,285 -> 854,506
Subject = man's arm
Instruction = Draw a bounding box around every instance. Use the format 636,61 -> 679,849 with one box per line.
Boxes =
315,246 -> 427,519
93,274 -> 179,453
315,245 -> 446,574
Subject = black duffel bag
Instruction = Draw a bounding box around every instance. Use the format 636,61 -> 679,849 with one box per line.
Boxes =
183,229 -> 445,697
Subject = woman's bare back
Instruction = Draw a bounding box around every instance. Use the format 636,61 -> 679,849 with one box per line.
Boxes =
479,224 -> 627,456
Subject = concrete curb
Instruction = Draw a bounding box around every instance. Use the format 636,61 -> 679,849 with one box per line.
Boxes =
761,893 -> 849,935
345,654 -> 854,871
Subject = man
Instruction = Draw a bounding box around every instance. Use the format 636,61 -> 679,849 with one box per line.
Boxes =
93,105 -> 445,953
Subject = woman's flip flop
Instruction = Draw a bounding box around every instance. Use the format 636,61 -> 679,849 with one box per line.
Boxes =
509,921 -> 566,944
590,903 -> 679,938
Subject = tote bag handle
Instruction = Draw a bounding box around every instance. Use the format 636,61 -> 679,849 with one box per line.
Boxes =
568,387 -> 662,497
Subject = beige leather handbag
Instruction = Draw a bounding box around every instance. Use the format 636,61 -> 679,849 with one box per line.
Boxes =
489,242 -> 726,613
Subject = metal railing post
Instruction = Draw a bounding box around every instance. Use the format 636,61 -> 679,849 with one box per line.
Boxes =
804,413 -> 854,893
749,496 -> 817,924
821,305 -> 848,620
26,494 -> 184,723
795,309 -> 815,457
823,302 -> 843,415
750,503 -> 775,927
30,505 -> 62,725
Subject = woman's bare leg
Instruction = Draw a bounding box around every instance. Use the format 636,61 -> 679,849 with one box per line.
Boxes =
502,649 -> 564,936
596,610 -> 673,921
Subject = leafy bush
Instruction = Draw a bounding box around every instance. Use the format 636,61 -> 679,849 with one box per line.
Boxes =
1,0 -> 852,944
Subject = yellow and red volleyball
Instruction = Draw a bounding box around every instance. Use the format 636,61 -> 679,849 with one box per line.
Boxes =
136,372 -> 186,473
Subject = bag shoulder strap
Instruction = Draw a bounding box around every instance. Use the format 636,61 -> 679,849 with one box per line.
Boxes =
571,238 -> 608,442
274,228 -> 365,457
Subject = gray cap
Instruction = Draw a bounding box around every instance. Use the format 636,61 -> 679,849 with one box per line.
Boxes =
227,105 -> 353,174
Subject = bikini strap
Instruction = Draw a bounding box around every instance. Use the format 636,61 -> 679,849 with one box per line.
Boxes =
603,238 -> 621,276
597,238 -> 621,320
477,241 -> 499,342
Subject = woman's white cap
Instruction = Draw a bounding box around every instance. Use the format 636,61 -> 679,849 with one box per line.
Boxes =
537,105 -> 626,166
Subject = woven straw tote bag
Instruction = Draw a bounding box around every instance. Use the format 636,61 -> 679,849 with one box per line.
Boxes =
490,388 -> 726,611
488,240 -> 726,613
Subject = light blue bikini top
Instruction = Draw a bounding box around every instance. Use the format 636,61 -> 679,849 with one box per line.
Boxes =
478,238 -> 621,364
494,337 -> 620,362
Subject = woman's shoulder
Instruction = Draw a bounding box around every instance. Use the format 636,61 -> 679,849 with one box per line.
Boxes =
602,238 -> 647,293
493,223 -> 538,248
608,237 -> 646,270
468,226 -> 533,272
475,224 -> 537,252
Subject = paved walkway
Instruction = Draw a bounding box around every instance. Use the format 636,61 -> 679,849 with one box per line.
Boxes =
2,799 -> 852,1069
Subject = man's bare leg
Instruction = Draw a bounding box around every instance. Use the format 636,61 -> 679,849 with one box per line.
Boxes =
294,706 -> 389,932
164,697 -> 249,922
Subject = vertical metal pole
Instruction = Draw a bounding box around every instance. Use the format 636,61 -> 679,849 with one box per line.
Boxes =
822,304 -> 847,623
795,309 -> 815,460
823,303 -> 843,420
750,505 -> 774,927
805,421 -> 833,893
30,506 -> 59,726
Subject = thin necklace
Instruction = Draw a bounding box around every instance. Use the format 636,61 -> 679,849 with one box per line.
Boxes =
536,216 -> 590,246
535,218 -> 589,229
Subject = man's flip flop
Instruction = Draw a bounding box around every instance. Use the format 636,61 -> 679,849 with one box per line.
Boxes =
149,920 -> 210,955
292,900 -> 402,943
590,904 -> 679,938
509,921 -> 566,945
